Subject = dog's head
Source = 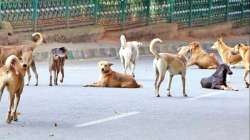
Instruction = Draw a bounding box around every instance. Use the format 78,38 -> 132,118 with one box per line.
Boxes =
218,64 -> 233,75
177,45 -> 191,57
120,34 -> 127,48
21,51 -> 33,67
32,32 -> 46,44
189,41 -> 200,51
98,61 -> 113,74
52,47 -> 68,61
233,43 -> 245,54
5,55 -> 27,76
211,37 -> 223,50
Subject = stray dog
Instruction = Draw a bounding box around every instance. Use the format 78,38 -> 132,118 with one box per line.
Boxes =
119,34 -> 142,77
0,55 -> 27,123
150,38 -> 188,97
200,64 -> 238,91
233,44 -> 250,88
211,38 -> 242,67
49,47 -> 68,86
0,32 -> 46,86
184,42 -> 219,69
83,61 -> 141,88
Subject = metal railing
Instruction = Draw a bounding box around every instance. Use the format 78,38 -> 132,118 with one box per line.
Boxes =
0,0 -> 249,31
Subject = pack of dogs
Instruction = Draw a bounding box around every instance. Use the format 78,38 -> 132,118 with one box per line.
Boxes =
0,33 -> 249,124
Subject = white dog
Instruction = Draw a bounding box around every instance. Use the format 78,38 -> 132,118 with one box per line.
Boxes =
119,34 -> 142,77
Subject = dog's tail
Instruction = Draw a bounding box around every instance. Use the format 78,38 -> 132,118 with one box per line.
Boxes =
5,55 -> 19,71
120,34 -> 127,49
31,32 -> 45,49
149,38 -> 162,59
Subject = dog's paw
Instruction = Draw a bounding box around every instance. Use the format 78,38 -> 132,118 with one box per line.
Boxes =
245,82 -> 250,88
167,94 -> 172,97
156,94 -> 160,97
6,116 -> 13,124
35,83 -> 38,86
25,83 -> 29,86
13,114 -> 18,122
183,94 -> 188,97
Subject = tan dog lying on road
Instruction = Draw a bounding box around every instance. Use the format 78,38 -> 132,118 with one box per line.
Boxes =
233,44 -> 250,88
83,61 -> 141,88
0,55 -> 27,123
0,32 -> 46,86
150,38 -> 188,97
185,42 -> 219,69
211,38 -> 242,67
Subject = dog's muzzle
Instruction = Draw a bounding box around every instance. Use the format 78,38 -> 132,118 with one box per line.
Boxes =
23,64 -> 27,68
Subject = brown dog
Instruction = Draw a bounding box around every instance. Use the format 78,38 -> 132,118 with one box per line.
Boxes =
150,38 -> 187,97
0,32 -> 45,86
211,38 -> 242,67
49,47 -> 68,86
185,42 -> 219,69
83,61 -> 141,88
0,55 -> 27,123
233,44 -> 250,88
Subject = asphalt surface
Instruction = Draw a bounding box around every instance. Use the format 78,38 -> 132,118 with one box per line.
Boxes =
0,57 -> 249,140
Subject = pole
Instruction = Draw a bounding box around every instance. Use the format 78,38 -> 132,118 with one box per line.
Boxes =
32,0 -> 38,31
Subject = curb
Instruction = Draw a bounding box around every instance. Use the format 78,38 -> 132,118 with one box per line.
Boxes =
33,39 -> 250,62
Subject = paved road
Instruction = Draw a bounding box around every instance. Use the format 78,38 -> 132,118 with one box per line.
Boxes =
0,57 -> 249,140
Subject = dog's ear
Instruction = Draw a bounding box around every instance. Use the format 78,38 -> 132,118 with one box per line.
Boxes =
177,47 -> 182,52
190,42 -> 199,49
108,63 -> 113,67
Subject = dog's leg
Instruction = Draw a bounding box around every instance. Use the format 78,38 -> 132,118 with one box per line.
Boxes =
6,94 -> 14,124
154,67 -> 159,89
26,68 -> 31,86
83,82 -> 102,87
181,75 -> 188,97
12,94 -> 21,121
60,67 -> 64,83
49,70 -> 53,86
155,74 -> 165,97
120,56 -> 125,71
208,65 -> 217,69
131,61 -> 136,77
244,70 -> 250,88
54,70 -> 58,86
167,74 -> 173,97
124,59 -> 130,74
31,61 -> 38,86
0,84 -> 5,102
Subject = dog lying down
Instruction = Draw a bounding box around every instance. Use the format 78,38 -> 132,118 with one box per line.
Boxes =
83,61 -> 141,88
200,64 -> 238,91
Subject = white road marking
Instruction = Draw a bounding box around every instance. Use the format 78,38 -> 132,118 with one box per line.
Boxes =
75,111 -> 140,128
189,91 -> 227,101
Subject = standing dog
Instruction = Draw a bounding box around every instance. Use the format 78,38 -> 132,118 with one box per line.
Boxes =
185,42 -> 219,69
49,47 -> 68,86
0,32 -> 46,86
233,44 -> 250,88
150,38 -> 188,97
200,64 -> 238,91
211,38 -> 242,67
119,34 -> 142,77
83,61 -> 141,88
0,55 -> 27,123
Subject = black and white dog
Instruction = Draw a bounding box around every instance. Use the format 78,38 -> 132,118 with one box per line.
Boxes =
200,64 -> 238,91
